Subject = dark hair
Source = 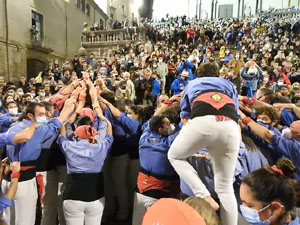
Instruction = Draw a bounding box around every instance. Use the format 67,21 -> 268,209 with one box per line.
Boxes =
149,115 -> 166,132
256,106 -> 279,122
142,105 -> 155,122
114,100 -> 126,112
271,96 -> 292,104
163,105 -> 181,124
40,101 -> 54,112
197,63 -> 219,77
75,116 -> 93,127
18,102 -> 44,121
100,90 -> 115,104
4,101 -> 17,109
124,99 -> 134,107
242,158 -> 299,212
130,105 -> 142,117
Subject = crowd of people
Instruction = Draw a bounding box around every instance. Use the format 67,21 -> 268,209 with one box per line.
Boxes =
0,10 -> 299,225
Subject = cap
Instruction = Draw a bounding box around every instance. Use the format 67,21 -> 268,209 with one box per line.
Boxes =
181,71 -> 189,77
142,198 -> 206,225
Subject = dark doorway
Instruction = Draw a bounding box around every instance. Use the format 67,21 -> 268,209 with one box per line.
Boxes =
26,58 -> 47,79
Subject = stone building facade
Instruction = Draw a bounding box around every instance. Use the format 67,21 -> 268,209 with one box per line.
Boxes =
0,0 -> 108,81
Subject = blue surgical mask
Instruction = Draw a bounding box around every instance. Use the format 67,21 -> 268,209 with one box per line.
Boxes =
36,116 -> 48,124
240,204 -> 271,225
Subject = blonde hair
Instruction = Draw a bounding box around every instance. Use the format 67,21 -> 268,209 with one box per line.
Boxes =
184,197 -> 220,225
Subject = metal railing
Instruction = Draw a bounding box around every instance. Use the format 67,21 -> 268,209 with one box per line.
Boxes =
81,27 -> 147,45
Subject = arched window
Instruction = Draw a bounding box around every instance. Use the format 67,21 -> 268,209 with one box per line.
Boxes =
80,0 -> 85,12
86,3 -> 90,16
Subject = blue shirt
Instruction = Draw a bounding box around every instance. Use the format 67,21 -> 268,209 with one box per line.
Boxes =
57,119 -> 114,174
0,113 -> 21,133
0,195 -> 13,213
178,60 -> 195,80
271,134 -> 300,180
0,133 -> 15,147
6,119 -> 62,162
280,109 -> 299,127
171,77 -> 189,95
180,77 -> 239,119
139,123 -> 180,176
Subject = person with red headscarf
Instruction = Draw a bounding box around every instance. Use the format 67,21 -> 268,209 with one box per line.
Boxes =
56,83 -> 113,225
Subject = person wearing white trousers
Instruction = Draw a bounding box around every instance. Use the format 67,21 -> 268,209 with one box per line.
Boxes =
57,86 -> 114,225
168,70 -> 241,225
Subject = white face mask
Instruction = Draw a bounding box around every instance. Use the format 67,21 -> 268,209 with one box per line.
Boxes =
282,127 -> 292,139
278,81 -> 284,86
235,55 -> 240,59
159,59 -> 163,62
18,91 -> 24,96
226,51 -> 230,54
240,204 -> 272,225
168,124 -> 176,135
263,77 -> 269,83
8,107 -> 18,116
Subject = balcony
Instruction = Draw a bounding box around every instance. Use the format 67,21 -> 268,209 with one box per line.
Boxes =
81,27 -> 147,54
258,10 -> 300,19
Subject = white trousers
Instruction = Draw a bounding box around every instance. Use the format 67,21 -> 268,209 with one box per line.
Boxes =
63,198 -> 105,225
160,76 -> 166,94
132,192 -> 157,225
128,159 -> 140,211
168,116 -> 240,225
2,178 -> 38,225
103,154 -> 129,220
37,166 -> 67,225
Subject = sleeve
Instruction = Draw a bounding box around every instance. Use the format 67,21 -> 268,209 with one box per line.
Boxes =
103,106 -> 114,124
178,64 -> 184,73
94,119 -> 108,142
171,80 -> 180,92
0,133 -> 16,147
282,74 -> 291,85
0,195 -> 13,213
97,135 -> 114,158
116,113 -> 139,134
35,119 -> 62,144
139,123 -> 151,146
0,114 -> 13,128
180,88 -> 192,119
185,60 -> 194,69
271,134 -> 300,159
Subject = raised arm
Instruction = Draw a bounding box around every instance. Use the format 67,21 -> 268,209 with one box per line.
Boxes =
56,87 -> 80,123
99,96 -> 121,118
274,103 -> 300,120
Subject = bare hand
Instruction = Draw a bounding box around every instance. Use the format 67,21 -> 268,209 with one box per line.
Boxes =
10,161 -> 20,172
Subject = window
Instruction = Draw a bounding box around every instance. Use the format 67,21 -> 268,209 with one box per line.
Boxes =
86,3 -> 90,16
122,5 -> 125,14
76,0 -> 80,7
80,0 -> 85,12
110,13 -> 114,20
31,10 -> 43,42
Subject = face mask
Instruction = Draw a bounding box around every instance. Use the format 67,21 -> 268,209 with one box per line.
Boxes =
207,53 -> 211,57
240,204 -> 271,225
8,107 -> 18,116
18,91 -> 24,96
39,93 -> 46,97
236,55 -> 240,59
282,128 -> 292,139
0,102 -> 2,108
168,124 -> 176,135
263,78 -> 269,83
36,116 -> 48,124
89,72 -> 94,77
159,59 -> 163,62
134,63 -> 139,67
226,51 -> 230,54
153,64 -> 158,68
31,93 -> 36,98
7,93 -> 14,96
